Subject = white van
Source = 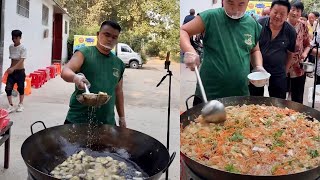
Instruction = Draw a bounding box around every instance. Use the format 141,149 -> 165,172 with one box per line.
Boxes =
114,43 -> 143,69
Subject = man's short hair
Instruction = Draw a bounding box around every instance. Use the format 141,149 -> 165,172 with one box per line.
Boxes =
271,0 -> 291,13
312,11 -> 320,18
100,20 -> 121,32
291,0 -> 304,12
190,9 -> 195,15
11,30 -> 22,38
302,12 -> 308,19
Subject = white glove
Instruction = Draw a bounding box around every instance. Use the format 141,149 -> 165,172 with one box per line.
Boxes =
184,52 -> 200,71
119,117 -> 126,128
73,73 -> 91,90
250,66 -> 270,86
252,66 -> 267,73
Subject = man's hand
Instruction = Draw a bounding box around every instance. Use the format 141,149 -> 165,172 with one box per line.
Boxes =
6,68 -> 14,74
73,73 -> 90,90
184,52 -> 200,71
119,117 -> 126,128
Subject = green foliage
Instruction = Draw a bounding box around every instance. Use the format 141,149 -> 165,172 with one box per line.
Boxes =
302,0 -> 320,13
145,41 -> 161,56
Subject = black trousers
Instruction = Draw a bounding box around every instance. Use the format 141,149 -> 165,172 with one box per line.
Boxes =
5,69 -> 26,96
249,75 -> 287,99
309,55 -> 315,64
290,74 -> 306,104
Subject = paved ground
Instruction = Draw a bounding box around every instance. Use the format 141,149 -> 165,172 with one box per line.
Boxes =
180,63 -> 320,111
0,59 -> 180,180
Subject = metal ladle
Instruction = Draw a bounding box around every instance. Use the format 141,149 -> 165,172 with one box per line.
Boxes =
84,84 -> 90,94
194,66 -> 226,123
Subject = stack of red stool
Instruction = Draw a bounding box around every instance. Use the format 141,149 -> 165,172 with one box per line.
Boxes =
53,63 -> 61,75
37,69 -> 50,81
29,72 -> 42,88
34,71 -> 46,84
47,66 -> 56,78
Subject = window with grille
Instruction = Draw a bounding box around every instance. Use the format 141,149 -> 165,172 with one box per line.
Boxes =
65,21 -> 68,34
42,5 -> 49,26
17,0 -> 30,18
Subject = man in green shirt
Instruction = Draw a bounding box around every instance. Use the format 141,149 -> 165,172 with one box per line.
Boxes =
180,0 -> 266,106
61,21 -> 126,127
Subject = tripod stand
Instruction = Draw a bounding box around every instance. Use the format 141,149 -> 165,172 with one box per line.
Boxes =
156,52 -> 173,180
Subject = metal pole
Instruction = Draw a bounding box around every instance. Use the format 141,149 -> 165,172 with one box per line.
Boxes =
312,20 -> 319,108
312,44 -> 319,108
165,68 -> 171,180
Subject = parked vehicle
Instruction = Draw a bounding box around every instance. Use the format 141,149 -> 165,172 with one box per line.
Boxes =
114,43 -> 143,69
73,35 -> 143,69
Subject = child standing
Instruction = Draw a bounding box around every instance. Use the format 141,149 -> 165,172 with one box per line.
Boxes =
5,30 -> 27,113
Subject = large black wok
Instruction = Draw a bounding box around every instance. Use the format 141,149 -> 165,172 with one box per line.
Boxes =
181,96 -> 320,180
21,121 -> 175,180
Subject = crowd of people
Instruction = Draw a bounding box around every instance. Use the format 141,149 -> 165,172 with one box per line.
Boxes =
181,0 -> 320,105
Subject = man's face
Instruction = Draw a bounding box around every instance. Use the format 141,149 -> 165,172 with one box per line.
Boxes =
308,13 -> 316,24
262,7 -> 271,16
97,25 -> 120,50
288,7 -> 302,22
270,4 -> 289,27
12,36 -> 21,45
223,0 -> 249,19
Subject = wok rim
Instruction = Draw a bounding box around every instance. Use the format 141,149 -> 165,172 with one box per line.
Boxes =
21,123 -> 170,179
180,96 -> 320,178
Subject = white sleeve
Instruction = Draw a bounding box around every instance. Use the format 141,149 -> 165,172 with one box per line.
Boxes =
20,46 -> 27,59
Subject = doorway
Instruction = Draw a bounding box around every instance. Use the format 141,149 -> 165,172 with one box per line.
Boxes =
52,13 -> 62,63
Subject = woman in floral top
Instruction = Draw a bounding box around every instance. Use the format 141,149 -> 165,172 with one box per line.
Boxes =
287,1 -> 311,104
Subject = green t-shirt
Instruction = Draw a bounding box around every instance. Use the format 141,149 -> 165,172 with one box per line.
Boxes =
66,46 -> 125,125
196,8 -> 262,100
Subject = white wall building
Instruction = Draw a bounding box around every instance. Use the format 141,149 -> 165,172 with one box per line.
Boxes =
180,0 -> 222,26
0,0 -> 70,79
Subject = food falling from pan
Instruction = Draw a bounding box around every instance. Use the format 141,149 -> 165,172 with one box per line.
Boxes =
181,104 -> 320,175
50,150 -> 145,180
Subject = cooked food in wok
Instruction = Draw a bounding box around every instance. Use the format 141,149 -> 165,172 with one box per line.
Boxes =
181,104 -> 320,176
50,150 -> 143,180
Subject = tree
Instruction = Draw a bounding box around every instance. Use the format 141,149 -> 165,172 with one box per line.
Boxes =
303,0 -> 320,13
60,0 -> 180,61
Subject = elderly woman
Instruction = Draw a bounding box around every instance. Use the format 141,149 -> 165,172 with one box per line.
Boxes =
287,1 -> 311,104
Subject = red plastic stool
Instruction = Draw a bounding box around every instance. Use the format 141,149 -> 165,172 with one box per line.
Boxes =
29,72 -> 42,88
34,71 -> 46,85
53,63 -> 61,75
38,69 -> 49,81
47,66 -> 56,78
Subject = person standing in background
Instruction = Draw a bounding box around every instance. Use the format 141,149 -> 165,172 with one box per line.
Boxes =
5,30 -> 27,113
249,0 -> 296,99
183,9 -> 196,25
287,1 -> 310,104
261,7 -> 271,18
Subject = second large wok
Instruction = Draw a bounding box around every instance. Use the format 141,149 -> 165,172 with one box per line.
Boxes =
180,96 -> 320,180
